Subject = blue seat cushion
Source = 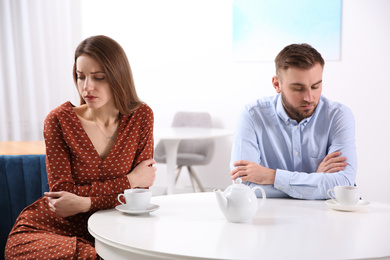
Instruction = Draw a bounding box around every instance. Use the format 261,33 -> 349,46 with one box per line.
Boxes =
0,154 -> 48,260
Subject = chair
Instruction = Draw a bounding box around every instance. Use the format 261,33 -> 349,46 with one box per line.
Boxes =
154,112 -> 215,192
0,154 -> 48,260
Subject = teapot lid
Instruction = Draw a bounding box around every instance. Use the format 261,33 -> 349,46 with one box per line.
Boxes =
231,178 -> 251,190
235,178 -> 243,185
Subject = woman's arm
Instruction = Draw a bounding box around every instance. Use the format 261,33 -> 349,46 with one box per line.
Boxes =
44,104 -> 156,214
44,112 -> 131,197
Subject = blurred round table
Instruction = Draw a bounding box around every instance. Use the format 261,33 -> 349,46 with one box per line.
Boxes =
154,127 -> 233,194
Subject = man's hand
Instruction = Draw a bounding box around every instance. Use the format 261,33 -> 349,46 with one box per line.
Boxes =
127,158 -> 157,188
230,160 -> 276,184
316,151 -> 347,173
45,191 -> 91,218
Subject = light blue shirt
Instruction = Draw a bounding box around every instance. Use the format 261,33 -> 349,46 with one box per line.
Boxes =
231,95 -> 357,200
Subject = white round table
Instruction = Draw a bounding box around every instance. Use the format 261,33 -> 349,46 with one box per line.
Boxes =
154,127 -> 233,194
88,192 -> 390,260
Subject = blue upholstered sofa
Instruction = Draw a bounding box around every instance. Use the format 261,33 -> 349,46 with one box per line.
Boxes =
0,154 -> 48,260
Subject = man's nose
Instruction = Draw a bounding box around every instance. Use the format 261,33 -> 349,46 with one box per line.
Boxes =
303,89 -> 314,102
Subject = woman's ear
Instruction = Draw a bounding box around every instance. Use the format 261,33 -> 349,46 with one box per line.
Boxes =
272,76 -> 281,93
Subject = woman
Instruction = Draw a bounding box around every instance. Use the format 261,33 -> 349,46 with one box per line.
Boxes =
5,35 -> 156,259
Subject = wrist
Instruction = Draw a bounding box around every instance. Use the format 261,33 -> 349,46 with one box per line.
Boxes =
127,174 -> 138,189
80,197 -> 91,213
268,169 -> 276,184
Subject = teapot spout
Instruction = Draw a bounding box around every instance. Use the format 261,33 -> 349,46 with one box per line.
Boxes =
214,188 -> 227,214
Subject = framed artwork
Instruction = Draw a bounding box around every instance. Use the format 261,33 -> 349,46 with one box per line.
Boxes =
233,0 -> 342,61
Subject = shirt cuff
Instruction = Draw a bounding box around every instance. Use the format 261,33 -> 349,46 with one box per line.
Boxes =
274,169 -> 291,194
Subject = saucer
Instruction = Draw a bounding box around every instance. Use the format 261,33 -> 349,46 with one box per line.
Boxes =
115,204 -> 159,215
325,199 -> 370,212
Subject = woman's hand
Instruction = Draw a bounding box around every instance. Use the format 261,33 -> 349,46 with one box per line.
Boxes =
127,158 -> 157,188
45,191 -> 91,218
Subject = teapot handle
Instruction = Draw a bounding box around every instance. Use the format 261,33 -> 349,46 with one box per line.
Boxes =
252,186 -> 266,206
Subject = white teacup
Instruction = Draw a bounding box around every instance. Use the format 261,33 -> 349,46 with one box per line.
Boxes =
327,186 -> 360,206
118,189 -> 151,210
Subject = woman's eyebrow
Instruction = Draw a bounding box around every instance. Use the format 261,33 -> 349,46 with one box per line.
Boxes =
76,70 -> 105,74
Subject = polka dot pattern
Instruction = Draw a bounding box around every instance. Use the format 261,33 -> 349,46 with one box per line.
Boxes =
5,101 -> 154,259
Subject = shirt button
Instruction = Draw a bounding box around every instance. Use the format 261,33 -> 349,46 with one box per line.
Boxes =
295,151 -> 299,156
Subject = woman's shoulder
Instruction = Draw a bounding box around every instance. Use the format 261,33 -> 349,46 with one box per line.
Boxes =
45,101 -> 77,122
120,103 -> 154,132
137,103 -> 153,113
126,103 -> 154,119
47,101 -> 74,114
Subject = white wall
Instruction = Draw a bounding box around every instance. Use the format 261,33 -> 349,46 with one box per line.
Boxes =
81,0 -> 390,203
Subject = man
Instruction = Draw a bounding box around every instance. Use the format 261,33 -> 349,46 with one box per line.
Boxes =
230,43 -> 356,200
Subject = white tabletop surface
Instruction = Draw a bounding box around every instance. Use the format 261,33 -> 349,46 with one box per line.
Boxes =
154,126 -> 233,140
88,192 -> 390,260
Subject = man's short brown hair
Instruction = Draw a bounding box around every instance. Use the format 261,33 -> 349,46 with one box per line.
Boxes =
275,43 -> 325,78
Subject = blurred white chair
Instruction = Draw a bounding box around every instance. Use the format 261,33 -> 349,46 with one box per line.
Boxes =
154,112 -> 215,192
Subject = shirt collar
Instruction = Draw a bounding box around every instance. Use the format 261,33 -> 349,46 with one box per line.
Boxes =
276,94 -> 323,126
276,94 -> 291,124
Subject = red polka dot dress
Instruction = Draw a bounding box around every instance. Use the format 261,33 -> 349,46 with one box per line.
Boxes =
5,101 -> 154,259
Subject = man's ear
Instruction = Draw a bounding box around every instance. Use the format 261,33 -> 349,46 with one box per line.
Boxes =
272,76 -> 281,93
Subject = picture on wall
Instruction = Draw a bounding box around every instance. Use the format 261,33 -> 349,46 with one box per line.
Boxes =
233,0 -> 342,62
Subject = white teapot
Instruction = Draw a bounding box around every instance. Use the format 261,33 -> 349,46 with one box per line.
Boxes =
214,178 -> 266,223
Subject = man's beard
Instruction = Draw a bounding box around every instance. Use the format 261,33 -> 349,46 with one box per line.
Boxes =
280,92 -> 317,122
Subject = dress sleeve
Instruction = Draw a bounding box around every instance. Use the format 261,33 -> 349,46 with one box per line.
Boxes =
89,106 -> 155,212
131,107 -> 154,169
45,104 -> 155,212
44,112 -> 131,197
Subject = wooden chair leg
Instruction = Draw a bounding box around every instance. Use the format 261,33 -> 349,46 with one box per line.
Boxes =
188,172 -> 197,193
175,166 -> 183,184
187,166 -> 205,192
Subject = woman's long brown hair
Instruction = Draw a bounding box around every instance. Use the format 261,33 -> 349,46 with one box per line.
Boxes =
73,35 -> 142,115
